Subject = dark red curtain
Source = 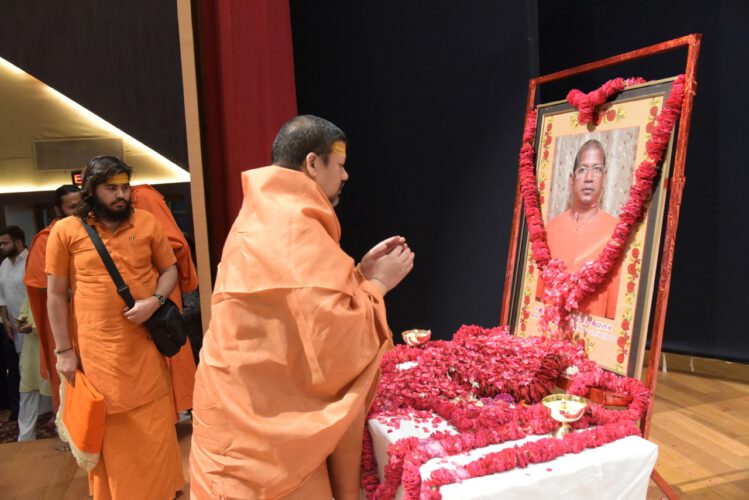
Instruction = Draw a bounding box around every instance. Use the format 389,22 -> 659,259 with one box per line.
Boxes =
197,0 -> 297,272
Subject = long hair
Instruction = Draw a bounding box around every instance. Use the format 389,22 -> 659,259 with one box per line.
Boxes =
76,156 -> 133,218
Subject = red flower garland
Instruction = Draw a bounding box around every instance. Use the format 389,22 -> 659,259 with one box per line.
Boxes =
566,77 -> 646,125
361,326 -> 651,499
519,75 -> 687,335
419,421 -> 641,498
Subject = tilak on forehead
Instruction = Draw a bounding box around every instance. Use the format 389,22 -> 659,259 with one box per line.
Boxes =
331,141 -> 346,157
106,173 -> 130,185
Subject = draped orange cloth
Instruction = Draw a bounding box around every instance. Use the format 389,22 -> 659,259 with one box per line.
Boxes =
132,185 -> 199,413
539,209 -> 621,319
190,166 -> 393,499
24,220 -> 62,409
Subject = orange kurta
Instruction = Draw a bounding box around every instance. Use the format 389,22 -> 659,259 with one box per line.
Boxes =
190,166 -> 393,499
24,220 -> 62,409
47,209 -> 184,499
540,209 -> 621,319
132,184 -> 198,413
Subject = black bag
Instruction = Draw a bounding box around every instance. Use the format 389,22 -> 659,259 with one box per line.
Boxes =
79,218 -> 186,357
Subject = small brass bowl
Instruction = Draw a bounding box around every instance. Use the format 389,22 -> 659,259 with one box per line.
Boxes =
401,329 -> 431,347
542,394 -> 588,439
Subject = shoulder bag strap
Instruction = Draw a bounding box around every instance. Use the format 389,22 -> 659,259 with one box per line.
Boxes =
78,217 -> 136,309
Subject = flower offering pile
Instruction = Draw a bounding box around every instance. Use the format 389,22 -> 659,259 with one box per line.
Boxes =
361,325 -> 651,499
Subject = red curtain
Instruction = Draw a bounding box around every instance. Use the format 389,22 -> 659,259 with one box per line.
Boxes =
197,0 -> 297,270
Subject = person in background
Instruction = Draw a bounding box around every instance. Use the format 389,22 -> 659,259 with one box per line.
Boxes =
131,184 -> 198,416
1,225 -> 53,439
24,184 -> 81,414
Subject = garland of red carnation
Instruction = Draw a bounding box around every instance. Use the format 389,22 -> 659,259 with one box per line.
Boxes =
360,326 -> 651,499
519,75 -> 687,336
419,421 -> 641,499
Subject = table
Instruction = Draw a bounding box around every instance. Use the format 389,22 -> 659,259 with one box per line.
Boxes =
368,414 -> 657,499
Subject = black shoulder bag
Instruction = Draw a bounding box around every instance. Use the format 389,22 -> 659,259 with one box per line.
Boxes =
79,217 -> 186,357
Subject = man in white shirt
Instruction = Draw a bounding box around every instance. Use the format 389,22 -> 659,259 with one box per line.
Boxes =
0,225 -> 26,422
0,225 -> 52,439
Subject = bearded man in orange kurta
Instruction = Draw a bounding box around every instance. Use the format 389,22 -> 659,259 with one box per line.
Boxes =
190,115 -> 415,499
46,156 -> 184,499
539,139 -> 621,319
24,184 -> 81,412
131,184 -> 198,414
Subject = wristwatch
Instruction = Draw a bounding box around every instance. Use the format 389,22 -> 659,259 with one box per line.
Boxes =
153,293 -> 166,305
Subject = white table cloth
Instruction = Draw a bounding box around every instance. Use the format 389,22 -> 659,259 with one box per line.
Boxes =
368,414 -> 657,499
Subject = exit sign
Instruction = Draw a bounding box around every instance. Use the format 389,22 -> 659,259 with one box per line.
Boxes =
71,170 -> 83,186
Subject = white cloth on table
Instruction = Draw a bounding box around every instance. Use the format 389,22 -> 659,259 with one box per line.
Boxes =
368,413 -> 657,500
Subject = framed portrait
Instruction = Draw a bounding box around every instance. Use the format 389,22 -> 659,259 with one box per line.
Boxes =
507,79 -> 678,377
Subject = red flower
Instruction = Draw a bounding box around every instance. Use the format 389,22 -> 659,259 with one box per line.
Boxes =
626,281 -> 635,293
627,263 -> 637,276
617,353 -> 625,364
621,319 -> 630,330
544,134 -> 552,146
539,181 -> 545,191
650,105 -> 659,116
606,109 -> 616,121
646,121 -> 654,134
543,150 -> 549,160
539,195 -> 545,205
546,123 -> 552,131
524,295 -> 530,305
520,323 -> 527,332
617,335 -> 627,348
631,248 -> 639,258
528,265 -> 535,275
362,328 -> 650,498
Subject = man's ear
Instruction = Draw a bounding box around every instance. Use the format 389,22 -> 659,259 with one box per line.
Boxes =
303,152 -> 319,179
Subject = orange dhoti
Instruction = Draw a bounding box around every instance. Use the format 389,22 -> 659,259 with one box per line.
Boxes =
89,392 -> 184,500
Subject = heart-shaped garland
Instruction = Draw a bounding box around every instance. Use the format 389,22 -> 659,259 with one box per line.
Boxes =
518,75 -> 687,337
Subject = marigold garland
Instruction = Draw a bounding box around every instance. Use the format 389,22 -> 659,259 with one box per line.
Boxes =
519,75 -> 687,335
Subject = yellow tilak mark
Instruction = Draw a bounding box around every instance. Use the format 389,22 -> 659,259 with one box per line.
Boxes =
106,173 -> 130,185
331,141 -> 347,157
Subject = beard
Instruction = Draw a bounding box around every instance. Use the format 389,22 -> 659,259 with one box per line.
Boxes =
1,245 -> 18,259
93,196 -> 133,223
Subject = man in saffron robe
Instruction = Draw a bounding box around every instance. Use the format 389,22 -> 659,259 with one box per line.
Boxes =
190,115 -> 415,499
131,184 -> 198,414
24,184 -> 81,413
538,139 -> 621,319
47,156 -> 184,499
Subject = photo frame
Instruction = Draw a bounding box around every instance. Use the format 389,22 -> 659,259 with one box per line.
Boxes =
508,79 -> 677,378
499,35 -> 701,500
